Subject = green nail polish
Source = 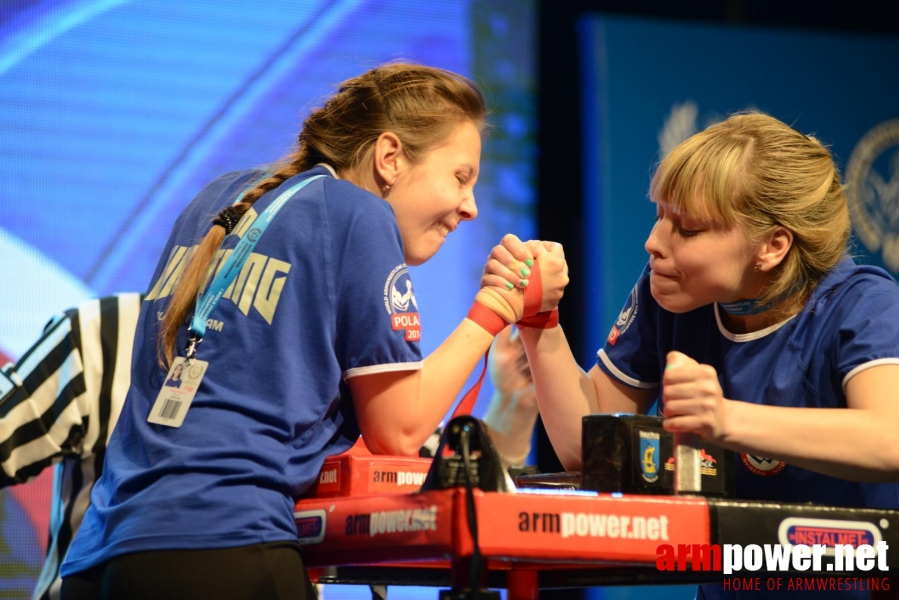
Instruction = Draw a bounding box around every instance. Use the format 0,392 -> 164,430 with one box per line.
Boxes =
519,279 -> 528,287
505,282 -> 514,290
520,267 -> 531,277
525,258 -> 534,268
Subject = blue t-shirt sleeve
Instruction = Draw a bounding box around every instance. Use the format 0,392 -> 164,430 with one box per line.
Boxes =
328,184 -> 423,378
597,264 -> 661,389
831,275 -> 899,388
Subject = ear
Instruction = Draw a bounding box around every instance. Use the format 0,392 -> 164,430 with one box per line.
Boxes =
755,226 -> 793,272
372,131 -> 407,188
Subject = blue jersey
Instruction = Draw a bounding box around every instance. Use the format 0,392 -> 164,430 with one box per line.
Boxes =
600,258 -> 899,507
599,258 -> 899,599
63,165 -> 423,576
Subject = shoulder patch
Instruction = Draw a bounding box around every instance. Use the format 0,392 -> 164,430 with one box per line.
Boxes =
608,285 -> 639,345
384,264 -> 420,342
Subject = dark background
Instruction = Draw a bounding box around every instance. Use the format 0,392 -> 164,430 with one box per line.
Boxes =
534,0 -> 899,474
536,4 -> 899,597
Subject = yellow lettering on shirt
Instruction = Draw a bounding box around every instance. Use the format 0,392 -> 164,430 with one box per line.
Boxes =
144,220 -> 291,327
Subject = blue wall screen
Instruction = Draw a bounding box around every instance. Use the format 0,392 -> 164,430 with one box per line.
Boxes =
0,2 -> 536,596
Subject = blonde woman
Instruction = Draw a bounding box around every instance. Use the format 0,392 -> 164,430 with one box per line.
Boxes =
488,112 -> 899,599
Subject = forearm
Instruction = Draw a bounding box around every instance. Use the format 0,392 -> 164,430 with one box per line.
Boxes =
413,285 -> 522,432
722,401 -> 899,482
418,318 -> 497,423
519,326 -> 597,470
356,318 -> 497,456
483,391 -> 539,467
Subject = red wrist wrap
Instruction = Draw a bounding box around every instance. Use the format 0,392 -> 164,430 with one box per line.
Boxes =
466,301 -> 508,336
518,307 -> 559,329
457,303 -> 505,417
518,259 -> 559,329
457,299 -> 510,417
454,258 -> 559,419
523,262 -> 543,318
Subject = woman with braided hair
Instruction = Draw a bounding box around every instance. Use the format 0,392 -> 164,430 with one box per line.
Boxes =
60,63 -> 567,599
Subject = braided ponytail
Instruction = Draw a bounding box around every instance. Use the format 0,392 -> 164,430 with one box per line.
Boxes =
159,62 -> 485,365
157,166 -> 302,366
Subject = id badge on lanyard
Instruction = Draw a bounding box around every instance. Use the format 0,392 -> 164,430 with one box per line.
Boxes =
148,174 -> 327,427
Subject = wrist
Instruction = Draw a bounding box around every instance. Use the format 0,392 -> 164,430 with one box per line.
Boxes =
518,261 -> 560,328
474,288 -> 517,323
495,443 -> 532,468
467,300 -> 508,336
518,307 -> 559,329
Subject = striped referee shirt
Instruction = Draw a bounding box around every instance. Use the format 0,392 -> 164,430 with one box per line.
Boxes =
0,293 -> 142,600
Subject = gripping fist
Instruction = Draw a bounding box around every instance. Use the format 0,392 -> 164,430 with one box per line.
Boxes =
661,351 -> 730,442
480,235 -> 568,318
526,240 -> 568,313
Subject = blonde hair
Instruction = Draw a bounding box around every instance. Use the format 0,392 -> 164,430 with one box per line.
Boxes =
159,63 -> 486,365
650,111 -> 849,311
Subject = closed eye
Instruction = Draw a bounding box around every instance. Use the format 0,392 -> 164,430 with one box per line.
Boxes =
676,225 -> 703,237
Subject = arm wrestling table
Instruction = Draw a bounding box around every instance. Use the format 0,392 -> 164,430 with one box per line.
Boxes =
295,486 -> 899,599
294,416 -> 899,599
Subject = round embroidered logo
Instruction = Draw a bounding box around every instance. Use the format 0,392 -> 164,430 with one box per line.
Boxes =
741,453 -> 787,476
383,264 -> 420,341
607,285 -> 638,345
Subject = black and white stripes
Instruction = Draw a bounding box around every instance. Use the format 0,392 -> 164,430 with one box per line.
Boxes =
0,293 -> 142,600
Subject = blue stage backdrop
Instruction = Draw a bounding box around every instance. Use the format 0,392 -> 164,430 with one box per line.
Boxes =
0,1 -> 536,597
579,13 -> 899,369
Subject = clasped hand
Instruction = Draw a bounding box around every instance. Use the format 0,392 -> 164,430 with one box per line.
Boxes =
477,234 -> 569,323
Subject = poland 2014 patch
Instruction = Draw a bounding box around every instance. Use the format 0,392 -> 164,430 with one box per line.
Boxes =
384,264 -> 421,342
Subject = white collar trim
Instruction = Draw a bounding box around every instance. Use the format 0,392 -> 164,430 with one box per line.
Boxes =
316,163 -> 339,178
714,303 -> 795,342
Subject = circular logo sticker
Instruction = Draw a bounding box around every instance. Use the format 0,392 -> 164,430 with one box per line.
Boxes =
741,453 -> 787,477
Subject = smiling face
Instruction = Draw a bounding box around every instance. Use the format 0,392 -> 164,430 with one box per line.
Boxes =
644,201 -> 759,313
384,120 -> 481,266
